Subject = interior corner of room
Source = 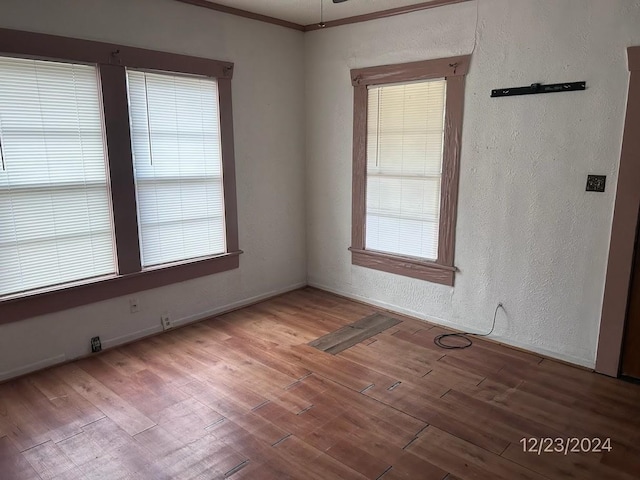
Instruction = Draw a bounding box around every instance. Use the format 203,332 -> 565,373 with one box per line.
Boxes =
1,1 -> 640,479
0,0 -> 638,410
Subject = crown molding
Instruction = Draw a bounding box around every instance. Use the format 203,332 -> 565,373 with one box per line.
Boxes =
174,0 -> 473,32
174,0 -> 306,31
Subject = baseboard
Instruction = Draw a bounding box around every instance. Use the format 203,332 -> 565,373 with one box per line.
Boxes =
172,281 -> 308,328
0,281 -> 307,384
102,325 -> 162,350
0,353 -> 66,382
2,279 -> 594,382
308,281 -> 595,370
107,281 -> 309,347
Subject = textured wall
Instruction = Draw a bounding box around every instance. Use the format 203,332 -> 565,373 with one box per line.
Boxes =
305,0 -> 640,367
2,0 -> 639,378
0,0 -> 307,380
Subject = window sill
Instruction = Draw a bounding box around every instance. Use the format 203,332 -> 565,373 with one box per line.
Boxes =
0,251 -> 242,325
349,248 -> 455,286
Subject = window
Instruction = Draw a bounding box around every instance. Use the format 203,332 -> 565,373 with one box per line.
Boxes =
366,79 -> 445,260
0,28 -> 240,323
0,57 -> 115,297
127,70 -> 226,267
350,56 -> 470,286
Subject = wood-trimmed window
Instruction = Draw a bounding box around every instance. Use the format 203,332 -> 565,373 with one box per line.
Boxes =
349,55 -> 470,286
0,28 -> 240,324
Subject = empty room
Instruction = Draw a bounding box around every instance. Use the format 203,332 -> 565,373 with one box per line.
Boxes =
0,0 -> 639,478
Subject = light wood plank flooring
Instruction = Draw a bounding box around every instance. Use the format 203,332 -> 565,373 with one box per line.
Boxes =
1,287 -> 639,479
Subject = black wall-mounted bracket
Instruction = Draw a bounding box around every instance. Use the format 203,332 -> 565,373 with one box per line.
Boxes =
491,81 -> 586,98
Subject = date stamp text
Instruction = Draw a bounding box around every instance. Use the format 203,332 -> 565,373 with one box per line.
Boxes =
520,437 -> 612,455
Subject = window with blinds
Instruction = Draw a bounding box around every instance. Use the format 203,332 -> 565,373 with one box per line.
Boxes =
0,57 -> 115,298
127,70 -> 226,268
366,79 -> 446,261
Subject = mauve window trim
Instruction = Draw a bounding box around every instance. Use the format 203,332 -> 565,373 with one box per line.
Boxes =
0,28 -> 241,324
349,55 -> 470,287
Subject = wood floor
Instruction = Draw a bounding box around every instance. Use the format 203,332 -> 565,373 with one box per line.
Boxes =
1,288 -> 639,479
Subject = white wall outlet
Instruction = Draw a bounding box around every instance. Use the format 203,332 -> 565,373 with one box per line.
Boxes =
129,298 -> 140,313
161,313 -> 172,331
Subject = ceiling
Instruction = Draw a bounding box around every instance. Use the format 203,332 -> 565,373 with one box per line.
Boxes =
203,0 -> 444,26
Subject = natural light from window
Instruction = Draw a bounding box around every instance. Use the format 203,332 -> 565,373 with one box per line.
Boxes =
365,79 -> 446,260
127,70 -> 226,268
0,57 -> 115,297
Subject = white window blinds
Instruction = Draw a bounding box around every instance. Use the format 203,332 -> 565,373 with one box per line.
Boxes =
366,79 -> 446,260
0,57 -> 115,298
127,70 -> 225,268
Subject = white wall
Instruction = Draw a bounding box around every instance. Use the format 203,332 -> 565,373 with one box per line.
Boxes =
305,0 -> 640,368
0,0 -> 307,380
2,0 -> 639,379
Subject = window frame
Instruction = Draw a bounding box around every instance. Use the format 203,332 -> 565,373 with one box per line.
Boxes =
0,28 -> 240,323
349,55 -> 470,286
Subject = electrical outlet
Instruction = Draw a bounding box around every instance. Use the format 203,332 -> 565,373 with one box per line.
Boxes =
129,298 -> 140,313
586,174 -> 606,192
91,336 -> 102,353
161,313 -> 172,331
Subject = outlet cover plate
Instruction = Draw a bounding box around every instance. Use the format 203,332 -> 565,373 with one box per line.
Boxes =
161,314 -> 172,331
91,336 -> 102,353
586,175 -> 606,192
129,298 -> 140,313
